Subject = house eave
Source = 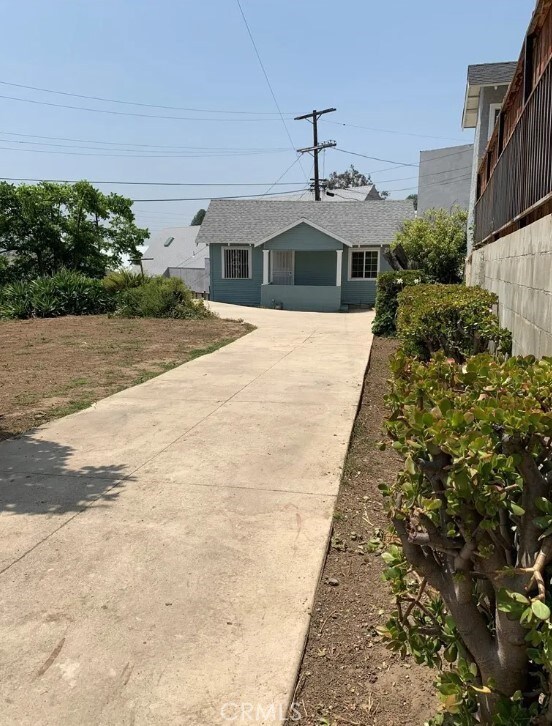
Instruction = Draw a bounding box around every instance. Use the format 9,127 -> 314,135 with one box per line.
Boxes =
462,80 -> 513,129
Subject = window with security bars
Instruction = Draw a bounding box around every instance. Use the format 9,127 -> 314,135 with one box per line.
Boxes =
350,249 -> 378,279
223,247 -> 250,279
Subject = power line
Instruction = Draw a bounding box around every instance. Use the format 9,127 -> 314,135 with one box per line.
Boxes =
336,145 -> 476,168
234,0 -> 308,184
0,136 -> 289,156
385,174 -> 472,194
0,93 -> 295,122
323,119 -> 468,143
130,188 -> 310,202
0,144 -> 287,159
0,129 -> 288,152
336,147 -> 418,167
0,176 -> 305,186
0,79 -> 294,116
373,164 -> 473,185
263,156 -> 303,195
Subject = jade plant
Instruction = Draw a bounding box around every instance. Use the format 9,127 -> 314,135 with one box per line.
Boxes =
380,351 -> 552,723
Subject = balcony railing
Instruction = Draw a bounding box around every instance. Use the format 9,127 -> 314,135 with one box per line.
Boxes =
474,0 -> 552,245
474,58 -> 552,244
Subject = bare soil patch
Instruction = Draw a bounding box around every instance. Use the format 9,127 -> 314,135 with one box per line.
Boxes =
0,315 -> 251,440
293,337 -> 436,726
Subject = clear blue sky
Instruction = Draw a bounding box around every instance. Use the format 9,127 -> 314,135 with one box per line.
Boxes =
0,0 -> 535,235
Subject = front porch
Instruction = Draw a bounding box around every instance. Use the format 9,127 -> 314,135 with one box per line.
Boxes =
260,283 -> 342,312
260,248 -> 343,312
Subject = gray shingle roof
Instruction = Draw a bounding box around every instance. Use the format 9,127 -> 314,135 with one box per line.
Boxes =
142,226 -> 207,275
260,184 -> 381,201
196,199 -> 415,247
467,62 -> 517,86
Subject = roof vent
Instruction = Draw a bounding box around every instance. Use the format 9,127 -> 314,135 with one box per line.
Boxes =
164,236 -> 175,247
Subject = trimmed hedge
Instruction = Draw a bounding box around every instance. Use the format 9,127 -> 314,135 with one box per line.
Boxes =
372,270 -> 426,336
114,276 -> 212,319
396,284 -> 512,362
0,270 -> 114,319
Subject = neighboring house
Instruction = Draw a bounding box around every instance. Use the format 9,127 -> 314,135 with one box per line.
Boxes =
465,0 -> 552,357
141,226 -> 210,295
462,61 -> 517,251
262,184 -> 383,202
196,199 -> 414,312
417,144 -> 474,214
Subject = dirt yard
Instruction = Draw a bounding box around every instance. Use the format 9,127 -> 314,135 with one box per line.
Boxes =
0,315 -> 251,440
293,337 -> 436,726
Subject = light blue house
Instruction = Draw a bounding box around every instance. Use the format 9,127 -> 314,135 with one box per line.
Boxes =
196,199 -> 415,311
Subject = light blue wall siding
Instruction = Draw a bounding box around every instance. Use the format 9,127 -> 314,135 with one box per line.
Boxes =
210,244 -> 263,307
295,251 -> 336,286
340,247 -> 391,307
263,223 -> 342,251
210,234 -> 389,310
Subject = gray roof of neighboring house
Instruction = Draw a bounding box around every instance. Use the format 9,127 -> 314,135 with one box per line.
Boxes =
196,199 -> 415,247
462,61 -> 517,128
141,226 -> 207,275
467,62 -> 518,86
261,184 -> 382,202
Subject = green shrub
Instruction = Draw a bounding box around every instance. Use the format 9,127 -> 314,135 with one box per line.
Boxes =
114,276 -> 211,319
380,351 -> 552,723
0,269 -> 114,319
372,270 -> 426,336
103,269 -> 146,293
396,284 -> 511,362
392,207 -> 467,283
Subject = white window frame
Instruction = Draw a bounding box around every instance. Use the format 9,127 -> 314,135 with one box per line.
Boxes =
488,103 -> 502,141
221,246 -> 252,280
347,247 -> 379,281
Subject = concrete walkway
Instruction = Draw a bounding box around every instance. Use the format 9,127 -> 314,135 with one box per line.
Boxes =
0,303 -> 374,725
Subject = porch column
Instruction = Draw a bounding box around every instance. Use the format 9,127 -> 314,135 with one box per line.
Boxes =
336,249 -> 343,286
263,249 -> 269,285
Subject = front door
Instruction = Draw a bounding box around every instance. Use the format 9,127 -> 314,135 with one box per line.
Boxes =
271,251 -> 294,285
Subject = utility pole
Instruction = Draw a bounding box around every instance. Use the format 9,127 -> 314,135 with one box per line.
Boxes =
294,108 -> 337,201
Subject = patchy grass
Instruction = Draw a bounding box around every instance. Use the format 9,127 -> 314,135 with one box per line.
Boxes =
0,315 -> 252,440
187,338 -> 239,361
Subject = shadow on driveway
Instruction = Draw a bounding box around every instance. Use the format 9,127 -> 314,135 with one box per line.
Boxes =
0,434 -> 129,517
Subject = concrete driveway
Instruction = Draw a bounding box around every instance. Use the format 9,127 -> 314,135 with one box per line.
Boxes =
0,303 -> 374,725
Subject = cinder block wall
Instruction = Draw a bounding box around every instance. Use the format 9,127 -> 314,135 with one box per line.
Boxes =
466,214 -> 552,357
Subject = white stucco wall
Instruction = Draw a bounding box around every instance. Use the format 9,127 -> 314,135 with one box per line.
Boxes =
466,214 -> 552,357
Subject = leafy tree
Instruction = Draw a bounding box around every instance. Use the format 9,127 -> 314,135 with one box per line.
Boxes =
406,193 -> 418,210
326,164 -> 389,198
190,208 -> 206,226
0,181 -> 149,279
327,164 -> 371,189
392,207 -> 467,283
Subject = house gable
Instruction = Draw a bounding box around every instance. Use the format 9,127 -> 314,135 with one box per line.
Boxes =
255,220 -> 350,249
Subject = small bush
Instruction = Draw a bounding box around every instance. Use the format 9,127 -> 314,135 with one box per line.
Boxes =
396,284 -> 511,362
0,269 -> 114,319
103,269 -> 146,293
372,270 -> 426,336
114,276 -> 211,319
381,351 -> 552,723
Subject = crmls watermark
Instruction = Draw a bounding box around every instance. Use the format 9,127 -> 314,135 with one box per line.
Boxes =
220,701 -> 303,722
